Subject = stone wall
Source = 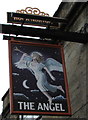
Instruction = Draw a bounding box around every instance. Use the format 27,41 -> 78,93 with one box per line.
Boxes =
43,2 -> 87,119
58,2 -> 87,119
64,3 -> 87,119
1,90 -> 19,120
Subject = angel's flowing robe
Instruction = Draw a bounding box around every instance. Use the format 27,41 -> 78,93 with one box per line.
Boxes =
15,53 -> 63,93
29,62 -> 59,93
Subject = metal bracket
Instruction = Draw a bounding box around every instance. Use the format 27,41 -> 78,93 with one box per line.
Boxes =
1,24 -> 87,44
35,115 -> 42,120
79,23 -> 88,33
21,18 -> 26,26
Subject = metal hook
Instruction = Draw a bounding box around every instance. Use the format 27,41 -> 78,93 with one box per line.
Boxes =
35,115 -> 42,120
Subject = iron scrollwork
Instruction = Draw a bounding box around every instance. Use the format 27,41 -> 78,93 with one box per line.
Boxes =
16,7 -> 49,16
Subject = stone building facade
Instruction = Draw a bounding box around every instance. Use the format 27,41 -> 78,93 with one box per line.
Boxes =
43,2 -> 87,119
1,89 -> 19,120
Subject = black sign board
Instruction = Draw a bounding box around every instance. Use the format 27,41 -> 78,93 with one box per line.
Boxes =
9,40 -> 71,115
7,12 -> 67,27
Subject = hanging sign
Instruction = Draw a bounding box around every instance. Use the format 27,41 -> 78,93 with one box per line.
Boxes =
7,7 -> 51,27
9,40 -> 71,115
7,7 -> 67,27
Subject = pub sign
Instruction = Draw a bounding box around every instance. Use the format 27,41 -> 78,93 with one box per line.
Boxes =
9,40 -> 71,115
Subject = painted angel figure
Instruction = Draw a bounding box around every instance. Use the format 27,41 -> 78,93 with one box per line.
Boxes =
14,47 -> 64,104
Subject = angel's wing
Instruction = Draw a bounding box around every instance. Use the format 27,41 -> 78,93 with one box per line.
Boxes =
14,54 -> 34,75
14,55 -> 32,69
44,58 -> 63,72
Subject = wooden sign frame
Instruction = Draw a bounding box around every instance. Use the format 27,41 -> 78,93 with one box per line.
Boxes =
9,40 -> 71,116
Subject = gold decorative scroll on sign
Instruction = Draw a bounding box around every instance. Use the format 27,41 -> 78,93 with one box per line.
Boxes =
16,7 -> 49,16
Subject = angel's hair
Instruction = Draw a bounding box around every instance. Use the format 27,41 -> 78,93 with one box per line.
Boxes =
30,51 -> 44,63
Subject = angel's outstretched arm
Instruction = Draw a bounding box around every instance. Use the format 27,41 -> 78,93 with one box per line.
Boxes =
44,66 -> 55,81
19,53 -> 29,63
14,47 -> 29,62
14,47 -> 25,54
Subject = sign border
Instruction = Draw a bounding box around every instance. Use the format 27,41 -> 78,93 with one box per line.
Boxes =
8,40 -> 71,116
